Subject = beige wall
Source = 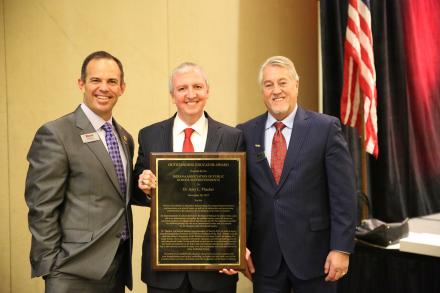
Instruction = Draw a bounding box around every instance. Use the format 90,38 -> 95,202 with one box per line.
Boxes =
0,0 -> 318,292
1,0 -> 11,291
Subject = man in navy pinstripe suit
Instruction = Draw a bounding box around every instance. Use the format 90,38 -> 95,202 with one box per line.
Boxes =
238,56 -> 357,293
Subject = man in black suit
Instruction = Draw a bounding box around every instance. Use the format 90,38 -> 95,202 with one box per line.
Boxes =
237,56 -> 357,293
133,62 -> 244,293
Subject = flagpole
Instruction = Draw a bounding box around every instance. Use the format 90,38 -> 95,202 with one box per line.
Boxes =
341,0 -> 378,220
360,96 -> 369,220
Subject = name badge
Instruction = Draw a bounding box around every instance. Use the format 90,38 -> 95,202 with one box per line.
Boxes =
81,132 -> 100,143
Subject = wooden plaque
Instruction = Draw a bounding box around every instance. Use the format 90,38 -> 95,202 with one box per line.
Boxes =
150,152 -> 246,271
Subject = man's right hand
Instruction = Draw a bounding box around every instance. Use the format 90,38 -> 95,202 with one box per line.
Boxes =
244,248 -> 255,281
138,170 -> 157,195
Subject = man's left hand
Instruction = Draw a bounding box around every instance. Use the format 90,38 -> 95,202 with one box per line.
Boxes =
324,250 -> 349,282
219,248 -> 255,281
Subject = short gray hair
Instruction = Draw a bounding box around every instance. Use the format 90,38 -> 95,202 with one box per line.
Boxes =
168,62 -> 209,94
258,56 -> 299,86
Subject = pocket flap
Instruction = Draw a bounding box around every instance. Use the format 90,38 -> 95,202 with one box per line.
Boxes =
62,229 -> 93,243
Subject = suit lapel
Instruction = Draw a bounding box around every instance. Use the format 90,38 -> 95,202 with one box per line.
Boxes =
161,116 -> 174,152
205,113 -> 222,152
114,119 -> 132,204
277,107 -> 310,189
252,113 -> 277,189
74,107 -> 123,199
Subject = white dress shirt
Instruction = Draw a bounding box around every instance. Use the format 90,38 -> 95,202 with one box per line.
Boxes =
80,103 -> 128,180
264,105 -> 297,166
172,114 -> 208,152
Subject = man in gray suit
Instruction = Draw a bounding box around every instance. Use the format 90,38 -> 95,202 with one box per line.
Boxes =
25,51 -> 134,293
133,62 -> 244,293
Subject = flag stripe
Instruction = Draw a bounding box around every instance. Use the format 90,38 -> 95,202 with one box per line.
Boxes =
340,0 -> 379,157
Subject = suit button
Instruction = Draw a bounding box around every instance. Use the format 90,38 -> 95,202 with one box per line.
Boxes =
116,232 -> 122,238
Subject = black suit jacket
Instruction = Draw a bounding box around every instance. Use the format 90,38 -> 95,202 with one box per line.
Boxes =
133,112 -> 245,290
237,107 -> 356,280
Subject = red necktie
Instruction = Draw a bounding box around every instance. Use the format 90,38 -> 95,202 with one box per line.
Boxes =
183,128 -> 195,152
271,122 -> 286,184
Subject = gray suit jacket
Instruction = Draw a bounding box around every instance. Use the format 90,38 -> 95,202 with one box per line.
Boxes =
25,106 -> 134,288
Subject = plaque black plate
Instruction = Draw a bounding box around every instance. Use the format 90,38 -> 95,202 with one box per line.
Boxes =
150,152 -> 246,271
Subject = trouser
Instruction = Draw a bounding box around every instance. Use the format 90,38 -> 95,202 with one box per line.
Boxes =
253,259 -> 337,293
45,241 -> 129,293
147,274 -> 237,293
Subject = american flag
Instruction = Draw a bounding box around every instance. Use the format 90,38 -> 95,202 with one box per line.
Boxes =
340,0 -> 379,158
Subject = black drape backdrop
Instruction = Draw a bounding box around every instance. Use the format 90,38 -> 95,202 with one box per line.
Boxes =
320,0 -> 440,222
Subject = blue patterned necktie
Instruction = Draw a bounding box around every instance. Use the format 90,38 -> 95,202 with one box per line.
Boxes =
102,122 -> 129,240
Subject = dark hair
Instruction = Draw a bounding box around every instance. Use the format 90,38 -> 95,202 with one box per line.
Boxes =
80,51 -> 124,83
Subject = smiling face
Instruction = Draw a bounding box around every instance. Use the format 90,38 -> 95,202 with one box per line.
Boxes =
171,67 -> 209,125
78,58 -> 125,121
261,64 -> 299,121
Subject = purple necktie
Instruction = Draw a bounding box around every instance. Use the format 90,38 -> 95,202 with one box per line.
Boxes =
102,122 -> 129,241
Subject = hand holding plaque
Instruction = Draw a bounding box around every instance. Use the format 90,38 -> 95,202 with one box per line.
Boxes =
138,169 -> 157,195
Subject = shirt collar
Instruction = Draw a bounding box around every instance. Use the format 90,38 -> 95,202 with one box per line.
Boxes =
265,105 -> 297,130
174,113 -> 207,135
81,103 -> 113,131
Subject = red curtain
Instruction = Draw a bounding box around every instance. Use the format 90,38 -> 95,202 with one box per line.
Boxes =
403,0 -> 440,179
320,0 -> 440,221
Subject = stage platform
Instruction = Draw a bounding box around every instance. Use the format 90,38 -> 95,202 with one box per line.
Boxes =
337,213 -> 440,293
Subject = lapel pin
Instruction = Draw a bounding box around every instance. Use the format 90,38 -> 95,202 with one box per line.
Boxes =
255,144 -> 261,147
256,152 -> 266,160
